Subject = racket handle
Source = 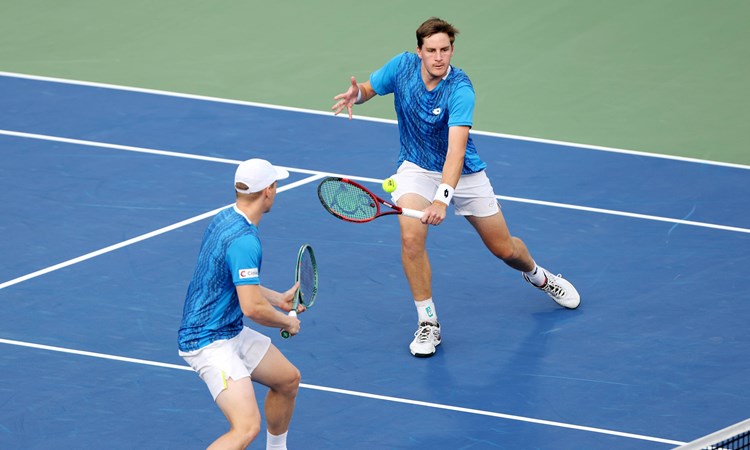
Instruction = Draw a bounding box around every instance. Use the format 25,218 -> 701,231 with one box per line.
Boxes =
280,310 -> 298,339
401,208 -> 424,219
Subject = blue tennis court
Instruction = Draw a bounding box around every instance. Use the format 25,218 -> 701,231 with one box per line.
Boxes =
1,73 -> 749,449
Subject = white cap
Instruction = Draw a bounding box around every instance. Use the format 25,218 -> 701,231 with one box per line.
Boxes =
234,158 -> 290,193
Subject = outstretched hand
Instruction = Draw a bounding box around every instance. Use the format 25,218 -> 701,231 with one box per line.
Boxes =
331,76 -> 360,120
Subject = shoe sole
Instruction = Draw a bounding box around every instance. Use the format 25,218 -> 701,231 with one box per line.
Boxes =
410,340 -> 441,357
555,298 -> 580,309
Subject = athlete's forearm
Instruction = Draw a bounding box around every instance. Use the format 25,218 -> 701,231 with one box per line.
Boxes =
237,285 -> 293,328
442,126 -> 470,187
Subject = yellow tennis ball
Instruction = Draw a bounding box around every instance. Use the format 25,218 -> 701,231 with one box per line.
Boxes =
382,177 -> 397,193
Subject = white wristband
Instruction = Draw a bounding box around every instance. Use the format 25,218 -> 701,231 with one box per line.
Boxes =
433,183 -> 454,205
355,88 -> 362,104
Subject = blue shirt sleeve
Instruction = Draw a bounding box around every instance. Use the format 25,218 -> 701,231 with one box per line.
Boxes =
447,83 -> 475,128
369,53 -> 407,96
226,234 -> 261,286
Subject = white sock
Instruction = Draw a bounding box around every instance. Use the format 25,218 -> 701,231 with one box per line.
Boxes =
524,264 -> 547,287
267,431 -> 288,450
415,298 -> 437,324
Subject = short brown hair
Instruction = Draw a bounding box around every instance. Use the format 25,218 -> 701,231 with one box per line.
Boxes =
416,17 -> 459,48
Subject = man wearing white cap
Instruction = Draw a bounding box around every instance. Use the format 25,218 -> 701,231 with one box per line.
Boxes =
178,158 -> 302,450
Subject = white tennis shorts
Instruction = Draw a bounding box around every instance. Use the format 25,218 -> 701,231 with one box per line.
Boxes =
179,327 -> 271,400
390,161 -> 500,217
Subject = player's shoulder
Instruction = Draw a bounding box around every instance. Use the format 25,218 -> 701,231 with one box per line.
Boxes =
237,225 -> 261,244
400,51 -> 418,61
212,208 -> 259,242
211,206 -> 241,227
448,66 -> 474,89
389,51 -> 418,67
227,231 -> 261,259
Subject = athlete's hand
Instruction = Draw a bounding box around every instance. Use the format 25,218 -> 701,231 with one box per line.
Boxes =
281,315 -> 301,337
421,201 -> 448,226
332,76 -> 359,120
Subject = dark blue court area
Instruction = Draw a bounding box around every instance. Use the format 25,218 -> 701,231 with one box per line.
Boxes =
1,74 -> 748,449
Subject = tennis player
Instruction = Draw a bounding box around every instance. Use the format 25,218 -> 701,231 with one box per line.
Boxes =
178,158 -> 303,450
332,17 -> 581,358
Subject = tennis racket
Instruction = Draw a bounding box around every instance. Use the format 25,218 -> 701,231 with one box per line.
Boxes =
281,243 -> 318,339
317,177 -> 423,223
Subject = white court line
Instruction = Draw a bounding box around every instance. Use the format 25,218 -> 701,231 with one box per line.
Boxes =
1,70 -> 748,171
0,337 -> 686,446
0,129 -> 382,181
498,195 -> 750,235
0,173 -> 326,291
2,128 -> 748,236
0,130 -> 747,291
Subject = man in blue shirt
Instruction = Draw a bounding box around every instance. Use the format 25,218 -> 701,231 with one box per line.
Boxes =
179,158 -> 302,449
332,17 -> 580,358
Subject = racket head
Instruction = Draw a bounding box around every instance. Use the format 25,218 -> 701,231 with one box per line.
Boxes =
295,243 -> 318,308
317,177 -> 384,223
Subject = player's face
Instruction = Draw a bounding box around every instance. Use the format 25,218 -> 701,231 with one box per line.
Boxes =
417,33 -> 454,79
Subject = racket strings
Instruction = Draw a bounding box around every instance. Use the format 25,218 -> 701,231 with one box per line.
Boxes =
298,251 -> 318,307
319,180 -> 378,221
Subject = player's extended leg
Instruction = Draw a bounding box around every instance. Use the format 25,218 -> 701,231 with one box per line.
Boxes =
397,194 -> 433,301
211,376 -> 262,450
397,193 -> 441,356
251,345 -> 301,439
465,212 -> 580,309
464,211 -> 535,271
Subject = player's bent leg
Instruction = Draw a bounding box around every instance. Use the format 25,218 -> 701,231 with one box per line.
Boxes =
211,376 -> 261,450
251,345 -> 300,436
466,213 -> 581,309
465,213 -> 535,272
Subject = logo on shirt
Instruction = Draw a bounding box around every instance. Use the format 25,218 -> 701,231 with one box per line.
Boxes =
238,268 -> 258,279
432,108 -> 441,115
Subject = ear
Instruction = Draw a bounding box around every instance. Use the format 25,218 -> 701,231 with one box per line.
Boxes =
264,181 -> 277,197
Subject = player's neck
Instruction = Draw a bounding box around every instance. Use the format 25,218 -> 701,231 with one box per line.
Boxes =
235,201 -> 264,226
420,65 -> 450,91
421,69 -> 441,91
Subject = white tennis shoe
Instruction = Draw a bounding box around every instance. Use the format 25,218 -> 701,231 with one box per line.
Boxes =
409,322 -> 441,357
524,270 -> 581,309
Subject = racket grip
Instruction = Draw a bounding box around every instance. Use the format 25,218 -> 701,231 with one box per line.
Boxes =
401,208 -> 424,219
280,310 -> 298,339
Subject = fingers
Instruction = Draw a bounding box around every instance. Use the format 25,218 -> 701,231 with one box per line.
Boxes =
331,99 -> 354,119
331,76 -> 359,119
420,205 -> 446,225
421,215 -> 444,226
287,318 -> 301,336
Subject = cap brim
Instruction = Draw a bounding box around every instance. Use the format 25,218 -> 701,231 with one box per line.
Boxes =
274,166 -> 290,181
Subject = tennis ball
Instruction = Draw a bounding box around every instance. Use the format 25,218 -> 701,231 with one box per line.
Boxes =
382,177 -> 397,193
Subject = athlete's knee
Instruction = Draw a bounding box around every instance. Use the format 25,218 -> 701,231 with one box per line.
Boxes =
401,232 -> 427,259
232,418 -> 261,446
272,366 -> 301,397
490,236 -> 524,262
287,366 -> 301,395
241,425 -> 261,447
